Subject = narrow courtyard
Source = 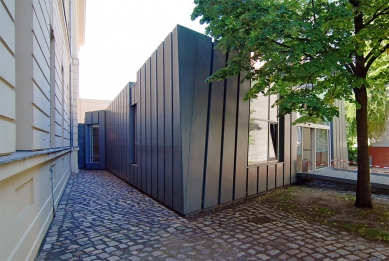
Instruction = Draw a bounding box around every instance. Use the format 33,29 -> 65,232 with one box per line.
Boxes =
35,170 -> 389,261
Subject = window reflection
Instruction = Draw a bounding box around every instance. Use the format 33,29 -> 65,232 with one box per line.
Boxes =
248,93 -> 278,164
269,95 -> 278,122
251,95 -> 268,121
248,120 -> 268,162
316,129 -> 328,168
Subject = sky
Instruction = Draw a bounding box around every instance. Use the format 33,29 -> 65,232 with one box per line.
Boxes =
78,0 -> 207,100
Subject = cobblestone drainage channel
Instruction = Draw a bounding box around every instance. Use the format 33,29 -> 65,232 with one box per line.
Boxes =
247,215 -> 273,224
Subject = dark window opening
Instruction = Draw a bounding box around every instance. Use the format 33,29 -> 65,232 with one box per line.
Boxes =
91,125 -> 99,162
269,123 -> 278,159
131,105 -> 137,164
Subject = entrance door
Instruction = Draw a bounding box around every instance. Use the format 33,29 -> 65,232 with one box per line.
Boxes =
302,127 -> 313,171
315,129 -> 329,168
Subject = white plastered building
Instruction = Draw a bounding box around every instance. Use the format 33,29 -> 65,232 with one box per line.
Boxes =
0,0 -> 86,260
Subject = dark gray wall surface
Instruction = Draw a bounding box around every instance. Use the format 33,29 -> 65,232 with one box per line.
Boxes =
98,111 -> 106,170
103,25 -> 293,216
78,124 -> 85,169
106,82 -> 135,182
203,48 -> 226,209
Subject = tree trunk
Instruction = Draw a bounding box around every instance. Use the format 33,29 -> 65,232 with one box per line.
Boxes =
353,86 -> 373,208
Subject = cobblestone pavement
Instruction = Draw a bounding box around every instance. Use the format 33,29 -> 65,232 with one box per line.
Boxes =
35,170 -> 389,261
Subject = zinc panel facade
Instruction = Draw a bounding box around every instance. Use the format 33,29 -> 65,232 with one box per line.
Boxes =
104,25 -> 292,216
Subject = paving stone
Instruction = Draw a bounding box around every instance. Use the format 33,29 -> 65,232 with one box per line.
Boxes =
105,247 -> 116,253
286,250 -> 299,255
82,256 -> 96,261
267,249 -> 280,256
337,249 -> 351,255
34,170 -> 389,261
60,253 -> 72,260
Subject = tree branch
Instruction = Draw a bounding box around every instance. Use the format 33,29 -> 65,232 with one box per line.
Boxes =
365,43 -> 389,72
345,63 -> 355,75
311,0 -> 317,24
365,38 -> 383,62
364,5 -> 389,27
268,37 -> 291,49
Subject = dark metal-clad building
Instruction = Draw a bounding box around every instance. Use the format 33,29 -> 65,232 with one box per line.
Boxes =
79,25 -> 347,216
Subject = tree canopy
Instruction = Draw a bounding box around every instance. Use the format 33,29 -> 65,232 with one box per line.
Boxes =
192,0 -> 388,124
192,0 -> 389,208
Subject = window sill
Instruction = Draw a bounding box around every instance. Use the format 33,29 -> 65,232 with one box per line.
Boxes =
247,161 -> 283,167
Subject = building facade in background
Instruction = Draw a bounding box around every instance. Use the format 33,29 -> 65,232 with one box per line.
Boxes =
0,0 -> 85,260
79,25 -> 348,216
78,98 -> 112,123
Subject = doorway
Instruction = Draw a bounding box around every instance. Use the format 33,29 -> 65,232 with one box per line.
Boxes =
297,126 -> 329,172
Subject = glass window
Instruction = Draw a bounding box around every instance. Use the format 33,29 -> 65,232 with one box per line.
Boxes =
269,123 -> 278,159
91,125 -> 99,163
269,95 -> 278,122
316,129 -> 329,168
130,104 -> 137,164
251,94 -> 268,121
296,126 -> 302,172
248,93 -> 279,164
249,120 -> 268,163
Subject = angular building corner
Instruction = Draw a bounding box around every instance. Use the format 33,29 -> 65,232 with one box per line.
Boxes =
79,25 -> 349,216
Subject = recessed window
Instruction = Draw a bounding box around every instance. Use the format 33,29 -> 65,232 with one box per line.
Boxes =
131,104 -> 137,164
91,125 -> 99,163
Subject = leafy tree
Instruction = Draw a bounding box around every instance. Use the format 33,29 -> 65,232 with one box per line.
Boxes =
192,0 -> 389,208
346,54 -> 389,162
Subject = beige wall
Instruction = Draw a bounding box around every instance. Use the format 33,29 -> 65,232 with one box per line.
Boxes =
0,0 -> 85,260
0,151 -> 71,261
0,0 -> 16,156
78,98 -> 112,123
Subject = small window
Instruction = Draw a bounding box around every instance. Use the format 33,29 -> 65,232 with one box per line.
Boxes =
91,125 -> 99,162
130,104 -> 137,164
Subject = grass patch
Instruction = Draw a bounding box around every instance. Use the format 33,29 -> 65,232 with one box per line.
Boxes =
257,186 -> 389,243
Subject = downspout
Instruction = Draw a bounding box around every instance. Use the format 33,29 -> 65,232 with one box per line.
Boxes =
49,166 -> 56,218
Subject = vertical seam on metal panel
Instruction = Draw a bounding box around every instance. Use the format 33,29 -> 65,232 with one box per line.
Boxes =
184,35 -> 199,211
256,166 -> 259,194
247,99 -> 252,194
148,58 -> 152,194
155,51 -> 159,199
170,32 -> 174,204
289,115 -> 292,184
201,42 -> 214,210
232,72 -> 240,200
246,168 -> 248,196
140,70 -> 143,188
161,42 -> 166,203
218,52 -> 228,205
